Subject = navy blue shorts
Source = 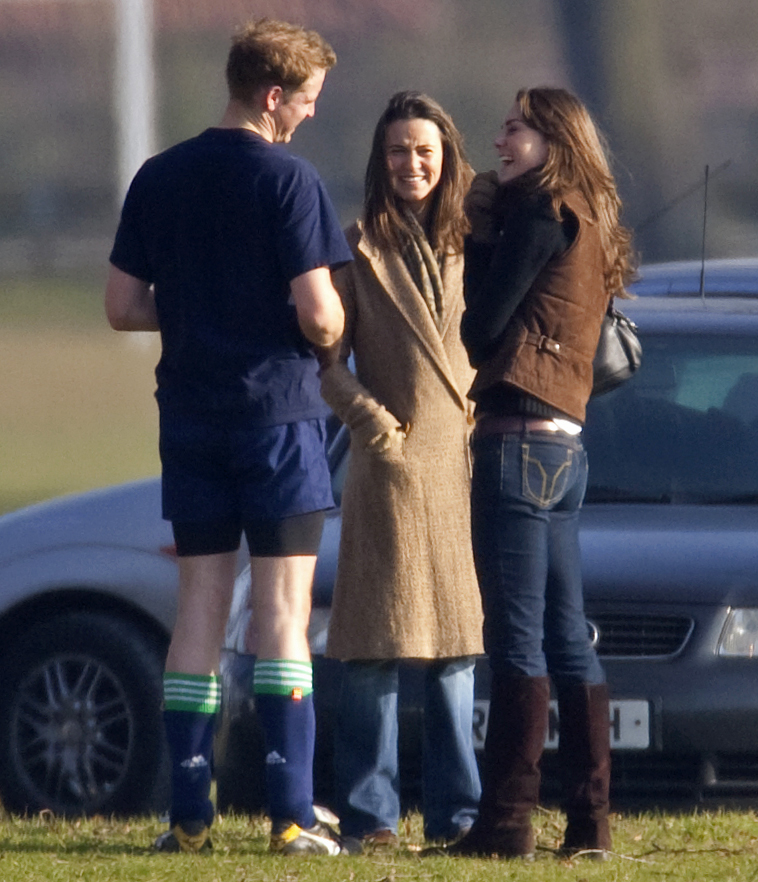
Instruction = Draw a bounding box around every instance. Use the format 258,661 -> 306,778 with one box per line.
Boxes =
159,412 -> 333,556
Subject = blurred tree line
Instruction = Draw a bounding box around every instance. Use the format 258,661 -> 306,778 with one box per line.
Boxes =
0,0 -> 756,279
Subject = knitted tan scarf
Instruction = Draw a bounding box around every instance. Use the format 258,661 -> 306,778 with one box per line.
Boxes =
400,210 -> 446,330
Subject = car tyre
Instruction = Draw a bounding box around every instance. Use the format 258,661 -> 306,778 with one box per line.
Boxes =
0,610 -> 169,816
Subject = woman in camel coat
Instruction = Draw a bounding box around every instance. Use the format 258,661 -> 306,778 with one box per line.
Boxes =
320,91 -> 483,847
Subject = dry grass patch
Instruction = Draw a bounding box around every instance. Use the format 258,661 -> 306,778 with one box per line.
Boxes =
0,327 -> 160,513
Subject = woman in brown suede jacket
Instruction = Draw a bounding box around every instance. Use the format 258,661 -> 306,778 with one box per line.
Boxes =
450,87 -> 636,861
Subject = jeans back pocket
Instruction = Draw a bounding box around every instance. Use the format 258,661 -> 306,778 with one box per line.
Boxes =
520,442 -> 574,508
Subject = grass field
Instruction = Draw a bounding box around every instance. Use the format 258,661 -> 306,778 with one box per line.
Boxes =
2,807 -> 758,882
0,274 -> 160,514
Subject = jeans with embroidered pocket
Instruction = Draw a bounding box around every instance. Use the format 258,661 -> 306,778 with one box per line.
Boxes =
470,430 -> 605,686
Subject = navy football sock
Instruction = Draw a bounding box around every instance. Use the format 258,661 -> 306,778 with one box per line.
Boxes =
163,673 -> 220,828
254,659 -> 316,829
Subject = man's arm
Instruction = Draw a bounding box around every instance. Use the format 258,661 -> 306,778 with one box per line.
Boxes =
105,264 -> 159,331
290,266 -> 345,348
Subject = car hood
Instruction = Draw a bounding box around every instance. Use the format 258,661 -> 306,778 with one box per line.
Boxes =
0,477 -> 172,564
580,504 -> 758,607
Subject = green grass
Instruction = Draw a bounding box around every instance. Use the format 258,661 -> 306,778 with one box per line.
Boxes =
2,808 -> 758,881
0,275 -> 161,514
0,271 -> 109,329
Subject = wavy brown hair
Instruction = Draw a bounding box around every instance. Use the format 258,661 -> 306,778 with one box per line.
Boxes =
226,19 -> 336,104
515,87 -> 636,295
364,91 -> 473,255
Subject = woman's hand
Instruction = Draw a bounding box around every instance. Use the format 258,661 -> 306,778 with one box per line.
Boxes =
464,170 -> 500,244
366,424 -> 407,454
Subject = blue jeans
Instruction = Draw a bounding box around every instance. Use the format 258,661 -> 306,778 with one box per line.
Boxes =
334,658 -> 481,840
470,430 -> 605,686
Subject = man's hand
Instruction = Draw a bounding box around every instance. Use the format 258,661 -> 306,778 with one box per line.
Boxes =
464,170 -> 500,244
313,339 -> 343,374
290,267 -> 345,348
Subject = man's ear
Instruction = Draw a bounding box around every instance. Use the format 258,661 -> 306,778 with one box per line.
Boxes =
264,84 -> 283,111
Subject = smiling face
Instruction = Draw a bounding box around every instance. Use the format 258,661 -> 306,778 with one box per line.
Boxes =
385,117 -> 444,216
494,101 -> 549,184
271,68 -> 326,143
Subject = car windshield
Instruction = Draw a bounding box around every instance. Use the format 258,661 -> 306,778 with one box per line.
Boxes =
585,333 -> 758,504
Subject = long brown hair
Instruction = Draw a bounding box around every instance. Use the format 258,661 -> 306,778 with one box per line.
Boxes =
515,87 -> 636,295
364,91 -> 473,254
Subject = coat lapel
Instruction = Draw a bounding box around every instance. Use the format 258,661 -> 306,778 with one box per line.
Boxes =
356,230 -> 468,409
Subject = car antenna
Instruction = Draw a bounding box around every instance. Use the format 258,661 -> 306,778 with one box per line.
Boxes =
635,158 -> 731,234
699,164 -> 709,303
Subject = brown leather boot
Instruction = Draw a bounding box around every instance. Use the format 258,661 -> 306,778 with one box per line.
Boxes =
447,674 -> 550,859
556,681 -> 612,860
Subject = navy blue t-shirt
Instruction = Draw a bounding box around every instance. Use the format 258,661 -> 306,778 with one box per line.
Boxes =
110,128 -> 352,425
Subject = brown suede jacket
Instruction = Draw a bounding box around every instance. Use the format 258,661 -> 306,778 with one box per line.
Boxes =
462,184 -> 609,424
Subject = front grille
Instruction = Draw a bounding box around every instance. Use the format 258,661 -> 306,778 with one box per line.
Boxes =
588,612 -> 694,658
714,755 -> 758,785
546,753 -> 758,800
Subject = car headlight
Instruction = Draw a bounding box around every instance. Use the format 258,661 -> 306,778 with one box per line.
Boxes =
718,609 -> 758,657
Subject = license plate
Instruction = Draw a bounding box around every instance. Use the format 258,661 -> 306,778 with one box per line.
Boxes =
472,699 -> 650,750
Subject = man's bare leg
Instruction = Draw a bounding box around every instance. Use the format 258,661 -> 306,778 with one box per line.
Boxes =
167,552 -> 238,673
248,554 -> 316,660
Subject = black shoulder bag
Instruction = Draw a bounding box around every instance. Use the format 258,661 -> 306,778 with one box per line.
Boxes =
591,301 -> 642,397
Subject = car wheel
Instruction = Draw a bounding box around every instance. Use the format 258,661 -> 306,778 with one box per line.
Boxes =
0,610 -> 169,816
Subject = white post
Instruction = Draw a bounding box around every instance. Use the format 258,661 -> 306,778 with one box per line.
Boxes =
113,0 -> 156,202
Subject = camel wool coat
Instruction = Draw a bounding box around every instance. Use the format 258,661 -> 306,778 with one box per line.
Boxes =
321,222 -> 484,661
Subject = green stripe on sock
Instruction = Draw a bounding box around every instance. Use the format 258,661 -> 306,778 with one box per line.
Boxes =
253,659 -> 313,697
163,673 -> 221,713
